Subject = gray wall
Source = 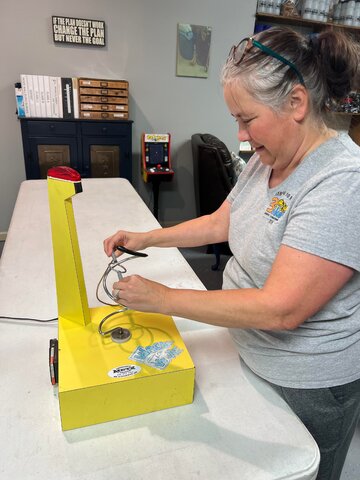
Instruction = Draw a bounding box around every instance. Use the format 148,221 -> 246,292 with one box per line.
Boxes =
0,0 -> 257,233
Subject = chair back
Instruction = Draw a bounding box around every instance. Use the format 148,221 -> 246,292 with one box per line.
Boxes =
191,133 -> 235,217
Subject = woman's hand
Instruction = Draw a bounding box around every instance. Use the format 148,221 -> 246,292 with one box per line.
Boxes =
112,275 -> 169,313
103,230 -> 149,257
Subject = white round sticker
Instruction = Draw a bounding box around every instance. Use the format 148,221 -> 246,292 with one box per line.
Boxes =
108,364 -> 141,378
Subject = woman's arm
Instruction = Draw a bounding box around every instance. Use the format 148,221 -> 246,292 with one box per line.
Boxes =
104,200 -> 231,256
113,244 -> 354,330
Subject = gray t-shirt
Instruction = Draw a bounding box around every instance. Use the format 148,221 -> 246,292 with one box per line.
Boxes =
224,133 -> 360,388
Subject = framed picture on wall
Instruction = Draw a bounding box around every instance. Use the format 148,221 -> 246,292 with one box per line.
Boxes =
176,23 -> 212,78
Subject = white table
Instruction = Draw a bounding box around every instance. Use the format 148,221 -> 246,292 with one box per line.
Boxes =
0,178 -> 319,480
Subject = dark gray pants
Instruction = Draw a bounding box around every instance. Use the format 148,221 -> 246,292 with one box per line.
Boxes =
269,378 -> 360,480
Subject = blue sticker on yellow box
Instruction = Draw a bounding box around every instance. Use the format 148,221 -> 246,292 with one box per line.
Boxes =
129,341 -> 182,370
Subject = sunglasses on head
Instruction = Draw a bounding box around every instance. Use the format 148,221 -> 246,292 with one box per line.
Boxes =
228,36 -> 305,86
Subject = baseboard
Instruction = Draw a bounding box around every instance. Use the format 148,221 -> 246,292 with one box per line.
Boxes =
0,232 -> 7,242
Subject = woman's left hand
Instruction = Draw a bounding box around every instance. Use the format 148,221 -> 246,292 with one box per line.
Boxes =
112,275 -> 169,313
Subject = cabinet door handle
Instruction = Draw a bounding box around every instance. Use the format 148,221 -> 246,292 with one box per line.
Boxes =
102,127 -> 107,133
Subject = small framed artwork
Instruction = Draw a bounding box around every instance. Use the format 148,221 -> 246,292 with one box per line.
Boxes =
176,23 -> 212,78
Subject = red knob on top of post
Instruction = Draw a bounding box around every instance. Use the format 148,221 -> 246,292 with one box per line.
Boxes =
47,166 -> 81,182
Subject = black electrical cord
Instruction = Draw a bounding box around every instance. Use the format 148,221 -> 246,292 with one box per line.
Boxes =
1,248 -> 147,326
0,315 -> 57,323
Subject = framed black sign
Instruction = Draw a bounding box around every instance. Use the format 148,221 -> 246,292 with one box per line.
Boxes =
52,16 -> 106,47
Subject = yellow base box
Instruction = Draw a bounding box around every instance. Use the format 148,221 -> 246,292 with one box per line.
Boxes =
58,306 -> 195,430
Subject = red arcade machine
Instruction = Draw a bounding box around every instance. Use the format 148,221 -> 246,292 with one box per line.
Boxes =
141,133 -> 174,219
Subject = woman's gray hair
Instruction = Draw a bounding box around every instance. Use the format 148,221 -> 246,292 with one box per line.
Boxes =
221,27 -> 360,120
221,55 -> 302,113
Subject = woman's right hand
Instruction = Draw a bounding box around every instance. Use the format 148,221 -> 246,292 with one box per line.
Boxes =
103,230 -> 149,257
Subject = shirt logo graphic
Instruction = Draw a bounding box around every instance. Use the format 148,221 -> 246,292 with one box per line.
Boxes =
264,196 -> 288,222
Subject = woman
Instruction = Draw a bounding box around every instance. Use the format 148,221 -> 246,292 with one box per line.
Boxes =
104,27 -> 360,480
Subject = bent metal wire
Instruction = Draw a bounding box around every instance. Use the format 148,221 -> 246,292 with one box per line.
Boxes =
96,246 -> 148,337
229,36 -> 305,86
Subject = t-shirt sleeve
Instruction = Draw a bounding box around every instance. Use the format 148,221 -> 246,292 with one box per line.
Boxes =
282,170 -> 360,271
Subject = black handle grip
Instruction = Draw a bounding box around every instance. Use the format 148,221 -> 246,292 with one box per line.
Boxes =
116,245 -> 148,257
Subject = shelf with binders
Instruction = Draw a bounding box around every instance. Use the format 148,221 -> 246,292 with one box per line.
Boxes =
16,76 -> 130,121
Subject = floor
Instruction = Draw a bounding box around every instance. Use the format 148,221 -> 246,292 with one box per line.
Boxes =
0,240 -> 358,477
179,245 -> 228,290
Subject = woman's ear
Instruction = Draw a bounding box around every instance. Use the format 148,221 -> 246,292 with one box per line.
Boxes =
289,85 -> 308,122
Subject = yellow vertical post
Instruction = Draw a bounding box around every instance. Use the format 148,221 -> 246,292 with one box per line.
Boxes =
47,166 -> 90,326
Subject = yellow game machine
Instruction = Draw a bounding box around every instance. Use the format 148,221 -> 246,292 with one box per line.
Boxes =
47,166 -> 194,430
141,133 -> 174,219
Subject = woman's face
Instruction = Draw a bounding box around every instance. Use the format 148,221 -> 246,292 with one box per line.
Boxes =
224,82 -> 299,171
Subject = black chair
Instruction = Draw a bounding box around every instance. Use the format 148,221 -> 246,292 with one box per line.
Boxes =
191,133 -> 235,270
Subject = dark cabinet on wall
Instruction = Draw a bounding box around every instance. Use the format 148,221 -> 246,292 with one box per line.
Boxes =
20,118 -> 133,181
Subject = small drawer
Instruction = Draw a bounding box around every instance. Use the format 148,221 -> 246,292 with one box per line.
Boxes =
27,121 -> 77,136
81,121 -> 130,136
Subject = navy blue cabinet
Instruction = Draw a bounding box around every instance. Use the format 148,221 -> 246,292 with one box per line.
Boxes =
20,118 -> 133,181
